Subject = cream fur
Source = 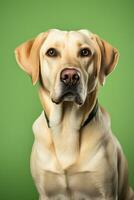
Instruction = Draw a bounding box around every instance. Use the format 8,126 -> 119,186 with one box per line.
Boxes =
15,29 -> 134,200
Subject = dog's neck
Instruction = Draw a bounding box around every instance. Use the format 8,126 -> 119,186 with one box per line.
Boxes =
39,86 -> 98,127
39,86 -> 98,169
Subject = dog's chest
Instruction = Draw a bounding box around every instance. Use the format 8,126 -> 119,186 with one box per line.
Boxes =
32,137 -> 117,199
32,113 -> 117,199
43,165 -> 116,199
43,170 -> 102,199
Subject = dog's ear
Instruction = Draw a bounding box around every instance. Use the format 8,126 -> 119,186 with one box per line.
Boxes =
94,34 -> 119,85
15,32 -> 48,85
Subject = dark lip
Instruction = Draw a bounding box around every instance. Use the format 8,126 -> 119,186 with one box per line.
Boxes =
62,92 -> 74,98
52,83 -> 83,105
60,89 -> 78,102
62,90 -> 76,97
52,92 -> 83,105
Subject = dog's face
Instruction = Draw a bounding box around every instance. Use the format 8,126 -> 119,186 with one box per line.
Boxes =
40,29 -> 98,105
15,29 -> 118,105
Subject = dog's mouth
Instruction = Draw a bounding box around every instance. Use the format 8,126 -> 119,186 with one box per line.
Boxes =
52,90 -> 83,105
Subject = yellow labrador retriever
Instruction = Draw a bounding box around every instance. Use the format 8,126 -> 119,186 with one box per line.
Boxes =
15,29 -> 134,200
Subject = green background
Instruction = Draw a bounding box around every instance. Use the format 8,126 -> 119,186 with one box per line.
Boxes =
0,0 -> 134,199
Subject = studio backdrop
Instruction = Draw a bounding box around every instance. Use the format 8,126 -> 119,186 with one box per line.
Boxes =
0,0 -> 134,199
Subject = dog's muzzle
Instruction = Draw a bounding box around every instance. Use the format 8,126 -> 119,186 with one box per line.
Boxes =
61,68 -> 82,104
52,68 -> 83,105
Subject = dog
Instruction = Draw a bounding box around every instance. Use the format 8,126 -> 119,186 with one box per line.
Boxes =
15,29 -> 134,200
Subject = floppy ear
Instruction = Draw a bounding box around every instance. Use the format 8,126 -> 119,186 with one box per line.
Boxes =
15,32 -> 48,85
94,34 -> 119,85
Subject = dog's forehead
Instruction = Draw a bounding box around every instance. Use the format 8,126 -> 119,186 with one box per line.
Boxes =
41,29 -> 93,49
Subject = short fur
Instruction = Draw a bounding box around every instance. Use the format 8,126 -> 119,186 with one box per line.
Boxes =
15,29 -> 134,200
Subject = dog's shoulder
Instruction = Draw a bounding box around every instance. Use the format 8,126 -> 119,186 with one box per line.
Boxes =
32,111 -> 47,133
32,111 -> 52,146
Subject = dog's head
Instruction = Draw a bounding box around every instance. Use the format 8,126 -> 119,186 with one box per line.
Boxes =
15,29 -> 118,105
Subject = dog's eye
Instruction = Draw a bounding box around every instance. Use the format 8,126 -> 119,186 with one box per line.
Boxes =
79,48 -> 91,57
46,48 -> 58,57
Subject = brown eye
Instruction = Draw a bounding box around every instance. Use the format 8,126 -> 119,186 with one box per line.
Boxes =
46,48 -> 58,57
79,48 -> 91,57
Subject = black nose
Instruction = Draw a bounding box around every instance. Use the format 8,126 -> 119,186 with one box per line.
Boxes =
60,68 -> 80,86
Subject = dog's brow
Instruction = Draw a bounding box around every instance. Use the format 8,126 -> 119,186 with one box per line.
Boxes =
52,41 -> 65,49
76,41 -> 83,47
